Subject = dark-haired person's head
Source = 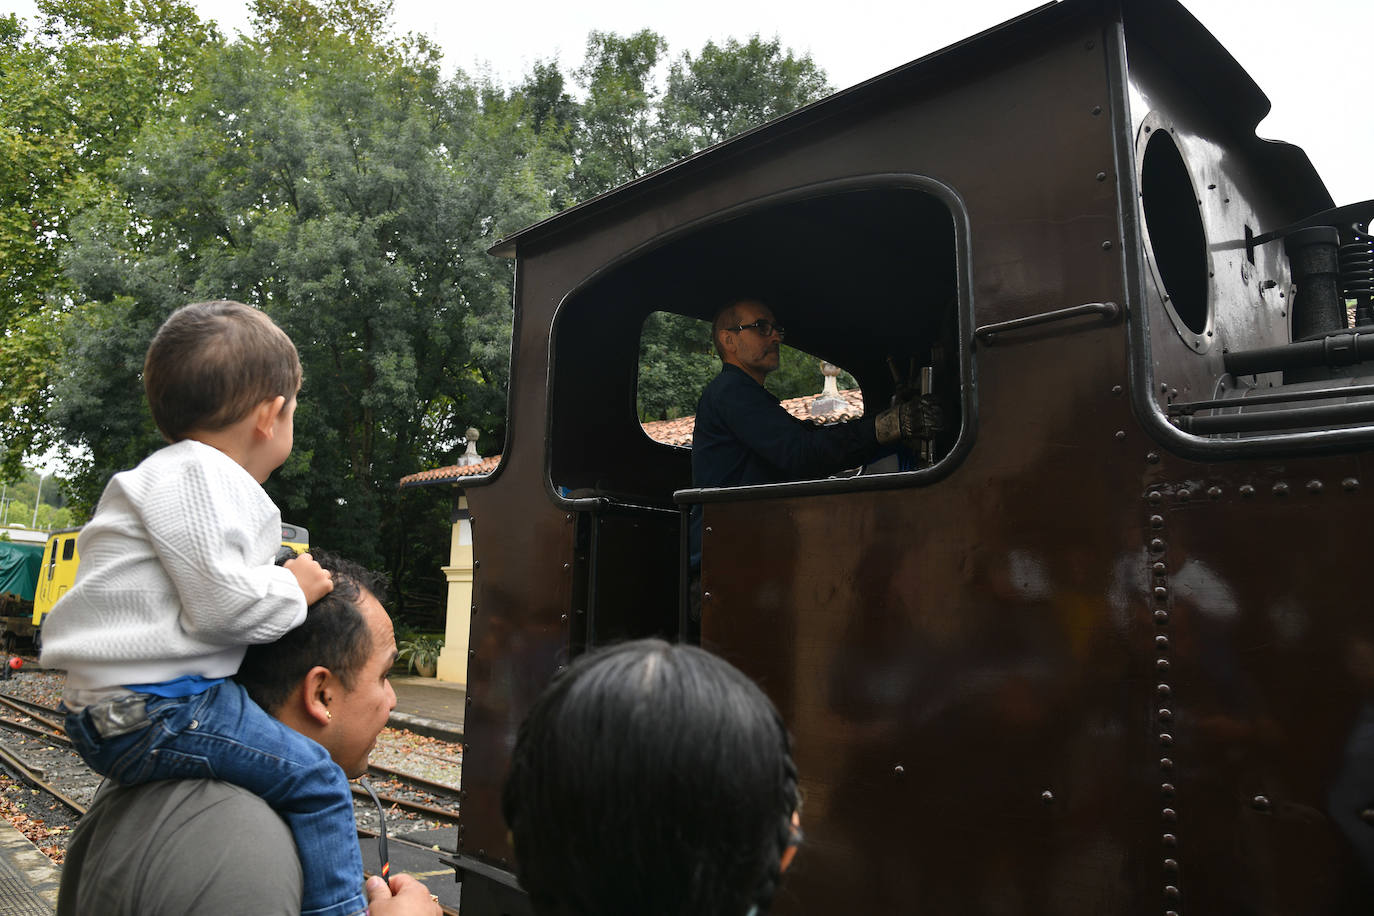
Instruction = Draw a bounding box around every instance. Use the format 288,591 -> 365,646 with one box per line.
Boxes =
502,639 -> 800,916
143,300 -> 302,443
237,551 -> 398,777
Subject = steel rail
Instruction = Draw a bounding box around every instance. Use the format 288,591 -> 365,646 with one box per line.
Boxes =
350,783 -> 460,823
367,762 -> 461,799
0,694 -> 66,734
0,713 -> 71,745
0,740 -> 88,816
0,693 -> 65,724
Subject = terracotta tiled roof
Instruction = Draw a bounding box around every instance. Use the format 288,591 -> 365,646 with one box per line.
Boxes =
398,388 -> 864,487
641,387 -> 864,447
641,415 -> 695,447
398,455 -> 501,488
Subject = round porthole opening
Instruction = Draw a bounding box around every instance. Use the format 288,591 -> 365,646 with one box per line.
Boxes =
1141,128 -> 1209,341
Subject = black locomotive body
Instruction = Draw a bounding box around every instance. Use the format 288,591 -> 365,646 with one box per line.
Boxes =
447,1 -> 1374,912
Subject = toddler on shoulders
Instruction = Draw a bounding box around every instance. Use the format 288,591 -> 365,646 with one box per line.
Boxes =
42,300 -> 368,916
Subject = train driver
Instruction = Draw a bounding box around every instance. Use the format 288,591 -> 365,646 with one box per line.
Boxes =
56,553 -> 440,916
688,298 -> 940,567
691,297 -> 945,488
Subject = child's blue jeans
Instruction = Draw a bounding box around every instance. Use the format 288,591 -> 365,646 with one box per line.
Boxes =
65,680 -> 367,916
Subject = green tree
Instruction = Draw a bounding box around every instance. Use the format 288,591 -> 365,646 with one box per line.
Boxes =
627,35 -> 833,418
764,347 -> 858,402
0,466 -> 76,530
0,0 -> 216,476
514,59 -> 578,141
637,313 -> 718,421
571,29 -> 669,198
52,0 -> 564,611
663,36 -> 830,154
508,59 -> 579,210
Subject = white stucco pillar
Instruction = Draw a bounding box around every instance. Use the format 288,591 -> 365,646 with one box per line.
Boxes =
435,495 -> 473,686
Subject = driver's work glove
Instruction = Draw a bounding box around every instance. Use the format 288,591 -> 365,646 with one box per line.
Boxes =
874,394 -> 944,445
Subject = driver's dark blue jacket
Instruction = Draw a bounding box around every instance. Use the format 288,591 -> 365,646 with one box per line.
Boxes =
688,363 -> 879,566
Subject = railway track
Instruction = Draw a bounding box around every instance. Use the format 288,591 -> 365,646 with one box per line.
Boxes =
0,694 -> 70,745
0,704 -> 96,863
0,692 -> 67,729
0,672 -> 464,901
354,780 -> 460,824
0,694 -> 463,822
0,700 -> 99,812
370,760 -> 460,800
0,739 -> 87,816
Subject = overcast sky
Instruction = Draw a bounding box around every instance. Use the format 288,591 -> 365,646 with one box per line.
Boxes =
5,0 -> 1370,201
3,0 -> 1368,475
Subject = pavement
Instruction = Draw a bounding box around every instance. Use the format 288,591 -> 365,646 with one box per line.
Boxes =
0,824 -> 60,916
388,674 -> 465,741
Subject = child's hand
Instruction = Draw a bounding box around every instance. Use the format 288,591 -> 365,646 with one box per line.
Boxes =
284,553 -> 334,604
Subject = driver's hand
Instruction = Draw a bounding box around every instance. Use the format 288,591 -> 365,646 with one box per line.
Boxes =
913,393 -> 944,440
875,394 -> 943,445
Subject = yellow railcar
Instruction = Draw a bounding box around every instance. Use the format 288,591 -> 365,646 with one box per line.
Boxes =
31,527 -> 80,629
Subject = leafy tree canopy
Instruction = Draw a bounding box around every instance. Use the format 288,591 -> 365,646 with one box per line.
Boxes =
53,0 -> 566,590
0,0 -> 216,477
15,6 -> 831,614
664,35 -> 829,150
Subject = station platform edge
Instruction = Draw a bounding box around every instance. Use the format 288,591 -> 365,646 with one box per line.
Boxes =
387,675 -> 465,741
0,820 -> 59,916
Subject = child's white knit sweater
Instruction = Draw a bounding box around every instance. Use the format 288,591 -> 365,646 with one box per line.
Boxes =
41,439 -> 307,691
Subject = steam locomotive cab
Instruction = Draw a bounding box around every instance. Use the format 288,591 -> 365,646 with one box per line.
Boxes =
545,183 -> 966,649
451,1 -> 1374,913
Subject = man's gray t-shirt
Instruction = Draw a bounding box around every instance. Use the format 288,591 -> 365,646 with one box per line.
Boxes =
59,779 -> 302,916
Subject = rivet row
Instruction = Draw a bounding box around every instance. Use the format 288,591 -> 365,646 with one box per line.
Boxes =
1149,505 -> 1182,915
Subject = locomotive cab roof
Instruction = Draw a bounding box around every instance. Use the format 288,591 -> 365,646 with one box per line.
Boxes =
476,0 -> 1369,514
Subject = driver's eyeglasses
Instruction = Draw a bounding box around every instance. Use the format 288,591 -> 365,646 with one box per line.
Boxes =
727,320 -> 785,339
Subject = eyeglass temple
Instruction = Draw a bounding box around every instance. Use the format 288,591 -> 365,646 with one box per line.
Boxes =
359,777 -> 391,881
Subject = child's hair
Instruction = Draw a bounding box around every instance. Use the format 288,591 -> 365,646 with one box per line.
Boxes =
502,639 -> 800,916
143,300 -> 302,442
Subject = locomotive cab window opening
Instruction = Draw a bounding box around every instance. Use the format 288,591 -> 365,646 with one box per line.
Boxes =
549,183 -> 965,503
547,182 -> 966,648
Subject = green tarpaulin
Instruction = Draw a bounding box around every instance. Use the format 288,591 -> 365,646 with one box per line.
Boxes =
0,541 -> 44,602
